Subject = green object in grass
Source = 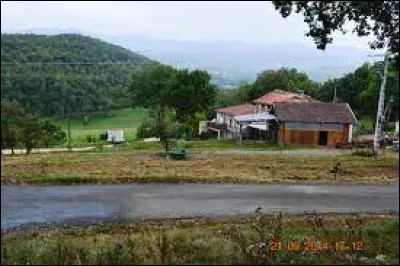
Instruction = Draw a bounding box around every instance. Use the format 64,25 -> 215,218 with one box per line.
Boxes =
169,149 -> 186,160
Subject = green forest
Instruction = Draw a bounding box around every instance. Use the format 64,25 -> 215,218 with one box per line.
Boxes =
1,34 -> 399,135
1,34 -> 158,118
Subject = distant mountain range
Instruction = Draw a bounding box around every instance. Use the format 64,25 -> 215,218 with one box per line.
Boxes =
1,28 -> 381,88
100,35 -> 381,86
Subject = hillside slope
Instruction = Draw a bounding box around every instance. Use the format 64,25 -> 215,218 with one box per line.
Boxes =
1,34 -> 158,117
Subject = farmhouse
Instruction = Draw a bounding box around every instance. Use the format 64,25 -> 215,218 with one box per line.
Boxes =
200,89 -> 357,147
203,104 -> 257,139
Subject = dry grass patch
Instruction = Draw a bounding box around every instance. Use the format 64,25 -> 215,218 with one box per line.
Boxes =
1,153 -> 398,185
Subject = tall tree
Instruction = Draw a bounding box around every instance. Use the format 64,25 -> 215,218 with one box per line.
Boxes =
317,62 -> 399,119
250,68 -> 320,100
130,65 -> 177,109
272,1 -> 399,66
151,106 -> 176,153
40,120 -> 67,148
130,65 -> 216,143
171,69 -> 216,122
1,100 -> 25,153
18,115 -> 43,154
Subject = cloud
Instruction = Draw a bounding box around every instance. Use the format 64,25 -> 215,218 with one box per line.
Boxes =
1,1 -> 375,49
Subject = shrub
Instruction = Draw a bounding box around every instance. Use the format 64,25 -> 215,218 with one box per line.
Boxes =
352,148 -> 375,157
137,120 -> 154,139
355,117 -> 374,135
83,116 -> 89,126
175,139 -> 186,150
41,120 -> 67,147
86,135 -> 95,143
99,132 -> 108,141
199,132 -> 210,141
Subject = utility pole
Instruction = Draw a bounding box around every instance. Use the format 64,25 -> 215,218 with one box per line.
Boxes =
373,52 -> 390,155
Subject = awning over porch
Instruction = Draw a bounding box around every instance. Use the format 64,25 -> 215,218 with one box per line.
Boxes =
234,112 -> 278,124
248,123 -> 268,131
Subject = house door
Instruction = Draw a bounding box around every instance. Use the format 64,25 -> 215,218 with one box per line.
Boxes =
319,131 -> 328,146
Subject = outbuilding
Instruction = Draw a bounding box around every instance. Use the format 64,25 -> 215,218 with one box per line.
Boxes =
274,102 -> 357,147
107,129 -> 125,143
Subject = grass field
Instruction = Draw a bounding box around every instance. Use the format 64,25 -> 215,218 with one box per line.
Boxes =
1,152 -> 398,185
51,108 -> 148,143
1,213 -> 398,265
84,139 -> 312,153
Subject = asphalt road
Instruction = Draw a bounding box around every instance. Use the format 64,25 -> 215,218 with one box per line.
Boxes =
1,184 -> 398,231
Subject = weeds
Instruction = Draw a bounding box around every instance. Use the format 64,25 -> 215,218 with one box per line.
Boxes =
1,214 -> 398,265
352,149 -> 376,157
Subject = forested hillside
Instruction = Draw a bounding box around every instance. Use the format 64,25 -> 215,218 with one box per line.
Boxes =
1,34 -> 158,118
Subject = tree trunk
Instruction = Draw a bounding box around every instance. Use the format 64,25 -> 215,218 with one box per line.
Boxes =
163,138 -> 170,153
162,138 -> 170,159
26,143 -> 32,154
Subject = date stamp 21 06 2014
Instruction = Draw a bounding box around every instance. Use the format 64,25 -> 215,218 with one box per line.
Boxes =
269,239 -> 364,252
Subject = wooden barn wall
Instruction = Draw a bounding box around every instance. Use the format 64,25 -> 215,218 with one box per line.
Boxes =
343,123 -> 350,142
278,122 -> 350,146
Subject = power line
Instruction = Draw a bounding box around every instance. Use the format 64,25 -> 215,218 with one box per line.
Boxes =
0,61 -> 156,65
0,54 -> 381,66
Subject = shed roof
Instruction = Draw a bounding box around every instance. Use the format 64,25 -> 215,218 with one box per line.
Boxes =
274,102 -> 357,124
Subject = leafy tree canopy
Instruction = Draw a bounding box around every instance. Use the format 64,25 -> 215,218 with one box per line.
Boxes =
213,63 -> 399,122
272,1 -> 399,66
130,65 -> 217,122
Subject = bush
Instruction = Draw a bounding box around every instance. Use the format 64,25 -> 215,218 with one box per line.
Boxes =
384,122 -> 396,133
86,135 -> 95,143
175,139 -> 186,150
99,132 -> 108,141
137,120 -> 154,139
352,148 -> 375,157
40,120 -> 67,147
355,117 -> 374,135
199,132 -> 210,141
83,116 -> 89,125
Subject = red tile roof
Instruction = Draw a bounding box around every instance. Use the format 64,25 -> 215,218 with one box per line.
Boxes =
214,103 -> 257,116
253,89 -> 316,105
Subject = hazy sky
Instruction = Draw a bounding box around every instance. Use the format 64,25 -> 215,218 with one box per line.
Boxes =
1,1 -> 374,49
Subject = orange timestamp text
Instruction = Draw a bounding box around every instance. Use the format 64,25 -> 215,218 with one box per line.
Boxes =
269,239 -> 363,252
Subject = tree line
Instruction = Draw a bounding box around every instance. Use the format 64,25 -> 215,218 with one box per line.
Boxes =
130,65 -> 217,151
214,62 -> 399,123
1,100 -> 66,154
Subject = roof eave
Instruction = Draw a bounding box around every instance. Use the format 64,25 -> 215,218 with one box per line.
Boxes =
345,103 -> 358,124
